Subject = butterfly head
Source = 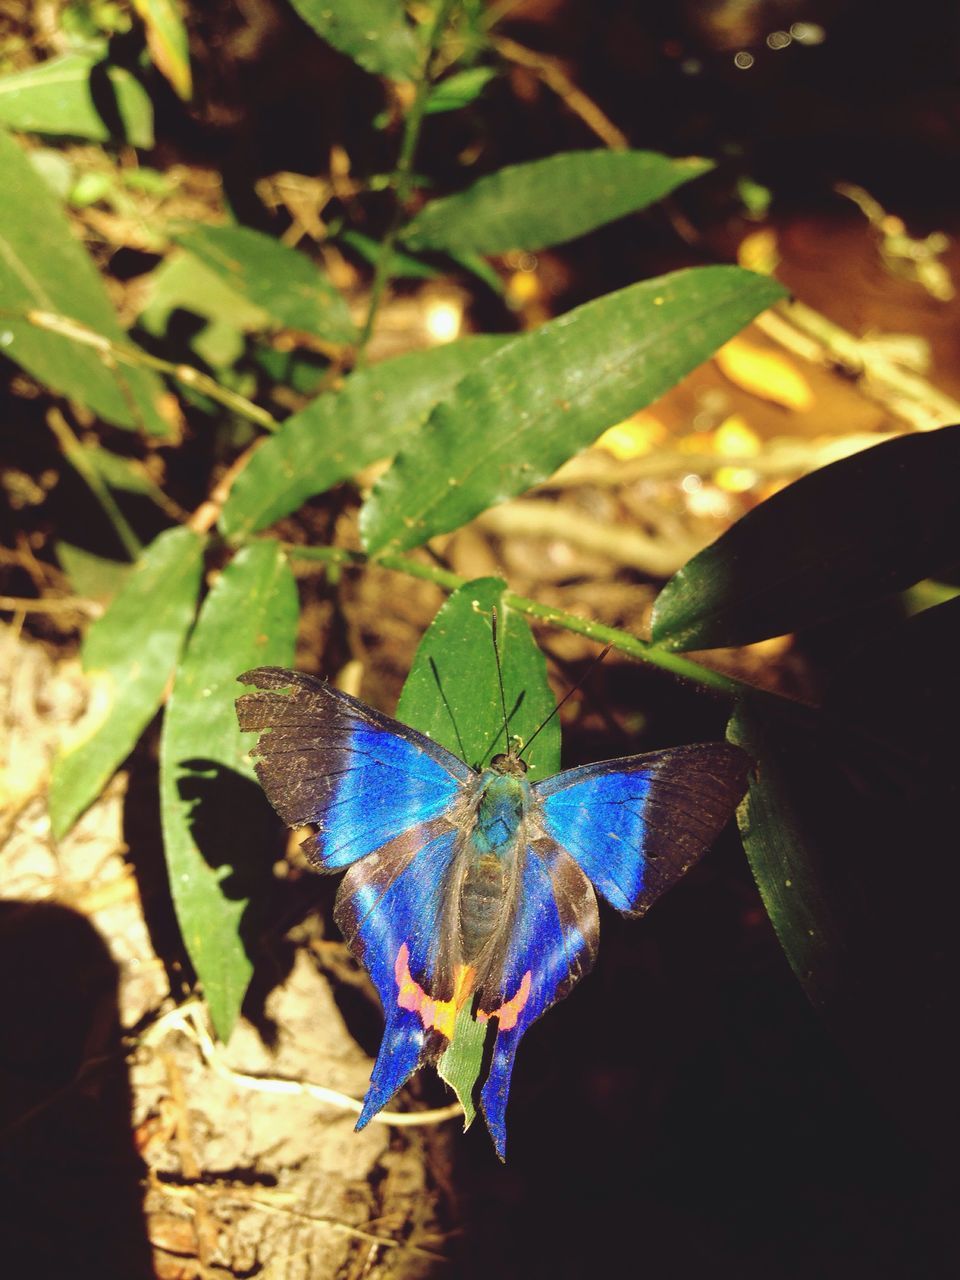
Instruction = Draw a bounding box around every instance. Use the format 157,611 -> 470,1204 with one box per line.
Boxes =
489,751 -> 528,778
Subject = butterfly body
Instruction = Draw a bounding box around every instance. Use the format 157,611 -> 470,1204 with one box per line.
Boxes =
236,665 -> 748,1158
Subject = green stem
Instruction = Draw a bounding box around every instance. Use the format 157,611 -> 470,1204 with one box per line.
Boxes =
280,541 -> 775,703
46,409 -> 143,561
354,0 -> 460,365
20,309 -> 280,432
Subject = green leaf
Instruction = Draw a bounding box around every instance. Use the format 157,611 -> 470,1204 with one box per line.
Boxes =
0,52 -> 154,146
361,266 -> 785,554
447,249 -> 504,295
49,527 -> 204,839
219,335 -> 510,540
400,150 -> 715,255
397,576 -> 559,1119
160,542 -> 298,1041
397,575 -> 560,780
340,229 -> 440,280
85,445 -> 174,511
0,129 -> 171,433
132,0 -> 193,100
174,224 -> 356,345
727,708 -> 848,1012
424,65 -> 496,115
652,425 -> 960,651
56,541 -> 132,604
437,1004 -> 488,1129
288,0 -> 421,81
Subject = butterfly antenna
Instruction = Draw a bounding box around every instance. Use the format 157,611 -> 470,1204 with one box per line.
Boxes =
491,607 -> 512,755
519,644 -> 613,762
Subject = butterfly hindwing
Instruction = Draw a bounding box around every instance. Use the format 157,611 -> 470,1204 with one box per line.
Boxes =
478,837 -> 599,1159
236,667 -> 471,870
334,818 -> 465,1126
533,743 -> 750,915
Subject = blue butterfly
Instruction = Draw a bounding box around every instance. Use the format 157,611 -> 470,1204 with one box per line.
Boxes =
236,666 -> 748,1159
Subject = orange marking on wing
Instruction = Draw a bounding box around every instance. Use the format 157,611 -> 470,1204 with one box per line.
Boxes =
477,970 -> 532,1032
394,943 -> 475,1040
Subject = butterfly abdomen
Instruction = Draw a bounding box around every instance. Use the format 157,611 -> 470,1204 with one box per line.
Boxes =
460,853 -> 509,962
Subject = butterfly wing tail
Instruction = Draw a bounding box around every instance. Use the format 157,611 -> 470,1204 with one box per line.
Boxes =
478,840 -> 599,1160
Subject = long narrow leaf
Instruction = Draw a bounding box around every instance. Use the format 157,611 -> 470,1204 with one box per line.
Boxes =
361,267 -> 785,554
132,0 -> 193,100
288,0 -> 421,81
0,128 -> 170,433
220,336 -> 509,539
49,527 -> 205,838
401,151 -> 714,255
730,657 -> 960,1146
728,708 -> 849,1012
160,542 -> 298,1041
174,224 -> 356,345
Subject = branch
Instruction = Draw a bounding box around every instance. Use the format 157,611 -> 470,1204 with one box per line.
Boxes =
280,541 -> 769,701
758,299 -> 960,431
23,310 -> 280,432
492,35 -> 628,150
142,1003 -> 463,1128
46,407 -> 143,561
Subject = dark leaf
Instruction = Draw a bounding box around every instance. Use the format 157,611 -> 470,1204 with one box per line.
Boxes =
652,425 -> 960,651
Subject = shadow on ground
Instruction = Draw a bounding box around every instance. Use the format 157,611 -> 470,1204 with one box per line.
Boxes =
0,900 -> 153,1279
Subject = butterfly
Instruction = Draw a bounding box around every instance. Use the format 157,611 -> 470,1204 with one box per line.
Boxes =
236,665 -> 749,1159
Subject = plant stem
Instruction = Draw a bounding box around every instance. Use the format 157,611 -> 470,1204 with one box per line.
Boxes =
280,541 -> 769,702
354,0 -> 460,365
22,310 -> 280,432
46,408 -> 143,561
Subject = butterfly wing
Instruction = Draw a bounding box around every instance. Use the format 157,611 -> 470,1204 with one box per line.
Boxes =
477,837 -> 599,1160
532,742 -> 750,915
236,666 -> 472,870
236,666 -> 477,1124
334,819 -> 466,1126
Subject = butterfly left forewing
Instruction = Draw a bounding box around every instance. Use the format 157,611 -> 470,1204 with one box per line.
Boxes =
533,742 -> 750,916
236,666 -> 471,870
